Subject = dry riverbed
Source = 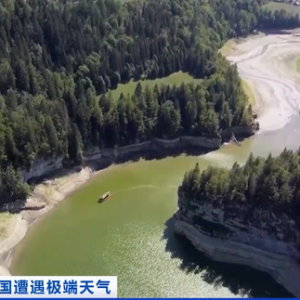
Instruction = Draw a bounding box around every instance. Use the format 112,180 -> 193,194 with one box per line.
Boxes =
225,30 -> 300,132
1,30 -> 300,276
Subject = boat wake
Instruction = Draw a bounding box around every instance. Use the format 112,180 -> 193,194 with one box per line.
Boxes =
112,184 -> 178,195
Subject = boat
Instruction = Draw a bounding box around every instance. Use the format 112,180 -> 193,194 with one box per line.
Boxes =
98,191 -> 111,203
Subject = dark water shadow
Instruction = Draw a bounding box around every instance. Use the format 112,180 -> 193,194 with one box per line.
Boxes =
162,217 -> 295,298
84,145 -> 212,170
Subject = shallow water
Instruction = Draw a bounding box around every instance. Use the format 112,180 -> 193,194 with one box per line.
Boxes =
11,116 -> 300,297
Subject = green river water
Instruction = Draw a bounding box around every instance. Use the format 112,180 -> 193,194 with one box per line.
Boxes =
11,117 -> 300,297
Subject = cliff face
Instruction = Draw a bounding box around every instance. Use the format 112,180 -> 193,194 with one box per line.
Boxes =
22,158 -> 64,182
23,125 -> 258,183
22,135 -> 223,182
22,122 -> 257,182
174,191 -> 300,297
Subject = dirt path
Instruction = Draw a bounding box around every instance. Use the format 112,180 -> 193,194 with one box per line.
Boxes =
226,31 -> 300,132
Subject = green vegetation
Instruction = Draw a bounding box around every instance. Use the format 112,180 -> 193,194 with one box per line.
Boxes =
264,1 -> 300,16
220,40 -> 236,56
101,73 -> 253,145
220,44 -> 255,106
108,72 -> 202,100
0,212 -> 15,238
296,56 -> 300,73
260,1 -> 300,27
0,0 -> 299,206
242,80 -> 256,106
180,148 -> 300,237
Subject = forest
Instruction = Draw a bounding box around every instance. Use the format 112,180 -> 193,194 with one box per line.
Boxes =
180,148 -> 300,231
0,0 -> 299,205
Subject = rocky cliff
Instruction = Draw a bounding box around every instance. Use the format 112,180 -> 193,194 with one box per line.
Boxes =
22,125 -> 256,183
174,190 -> 300,297
23,135 -> 224,182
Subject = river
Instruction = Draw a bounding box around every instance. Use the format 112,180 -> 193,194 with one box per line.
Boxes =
10,33 -> 300,297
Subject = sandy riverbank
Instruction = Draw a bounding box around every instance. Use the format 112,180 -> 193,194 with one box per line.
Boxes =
0,167 -> 99,275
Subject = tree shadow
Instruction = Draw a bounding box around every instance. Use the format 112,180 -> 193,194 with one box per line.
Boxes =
162,217 -> 295,298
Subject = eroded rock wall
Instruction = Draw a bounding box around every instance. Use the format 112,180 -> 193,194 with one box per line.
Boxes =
22,124 -> 254,182
23,135 -> 223,182
22,157 -> 64,182
174,192 -> 300,297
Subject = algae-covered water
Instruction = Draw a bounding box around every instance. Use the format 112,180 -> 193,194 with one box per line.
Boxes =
11,117 -> 300,297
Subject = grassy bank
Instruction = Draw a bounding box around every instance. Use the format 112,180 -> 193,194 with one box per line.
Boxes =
108,69 -> 256,109
0,213 -> 16,241
219,40 -> 255,107
108,71 -> 202,100
220,39 -> 236,56
242,79 -> 256,107
263,1 -> 300,15
296,56 -> 300,73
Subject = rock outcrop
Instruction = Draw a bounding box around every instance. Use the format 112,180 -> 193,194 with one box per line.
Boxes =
22,124 -> 257,183
174,191 -> 300,297
23,135 -> 225,182
22,157 -> 64,182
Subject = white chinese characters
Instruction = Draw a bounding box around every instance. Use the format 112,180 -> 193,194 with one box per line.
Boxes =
0,276 -> 117,298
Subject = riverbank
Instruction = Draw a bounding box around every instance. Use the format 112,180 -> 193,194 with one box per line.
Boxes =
3,31 -> 300,280
173,31 -> 300,297
226,30 -> 300,133
0,167 -> 96,275
296,55 -> 300,73
173,218 -> 300,297
0,129 -> 257,276
0,29 -> 267,276
173,187 -> 300,297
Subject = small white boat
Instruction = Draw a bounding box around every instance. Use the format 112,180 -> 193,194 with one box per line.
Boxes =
98,191 -> 111,203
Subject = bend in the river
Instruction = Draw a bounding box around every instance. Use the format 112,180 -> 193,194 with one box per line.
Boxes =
11,33 -> 300,298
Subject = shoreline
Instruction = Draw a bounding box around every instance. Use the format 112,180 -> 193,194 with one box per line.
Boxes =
0,131 -> 255,276
173,218 -> 300,297
171,31 -> 300,297
0,166 -> 100,275
3,30 -> 299,278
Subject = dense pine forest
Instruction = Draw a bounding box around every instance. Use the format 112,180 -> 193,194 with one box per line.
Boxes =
180,148 -> 300,240
0,0 -> 299,205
